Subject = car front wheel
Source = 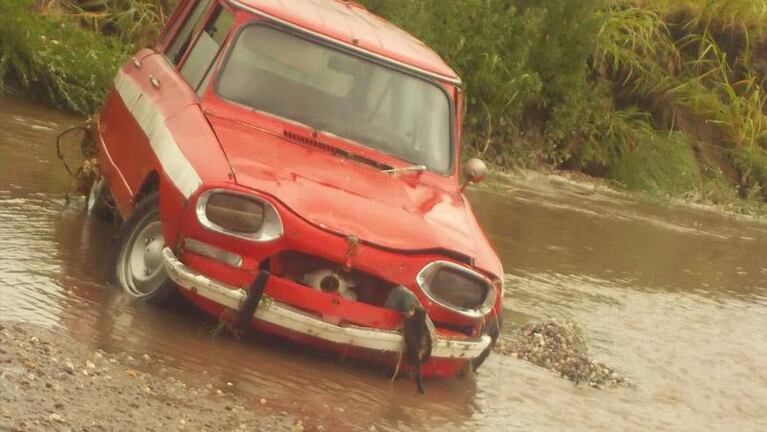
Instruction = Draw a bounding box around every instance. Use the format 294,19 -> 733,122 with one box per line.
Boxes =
111,192 -> 176,305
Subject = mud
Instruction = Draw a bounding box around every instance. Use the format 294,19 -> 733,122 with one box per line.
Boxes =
0,322 -> 300,432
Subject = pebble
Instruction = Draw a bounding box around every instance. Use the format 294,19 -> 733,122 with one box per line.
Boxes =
142,354 -> 151,361
259,398 -> 267,405
496,320 -> 629,388
0,324 -> 303,431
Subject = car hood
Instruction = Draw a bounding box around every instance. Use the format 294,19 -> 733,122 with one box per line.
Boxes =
206,115 -> 502,276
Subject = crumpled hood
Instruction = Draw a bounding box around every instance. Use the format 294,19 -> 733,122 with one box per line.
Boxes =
206,115 -> 502,276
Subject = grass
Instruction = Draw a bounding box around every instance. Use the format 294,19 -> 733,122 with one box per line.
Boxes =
0,0 -> 129,115
67,0 -> 176,48
607,132 -> 701,196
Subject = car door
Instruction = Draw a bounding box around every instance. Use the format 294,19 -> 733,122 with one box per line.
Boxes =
100,0 -> 234,207
135,1 -> 236,197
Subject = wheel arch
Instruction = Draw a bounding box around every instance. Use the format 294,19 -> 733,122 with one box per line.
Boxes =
134,170 -> 161,207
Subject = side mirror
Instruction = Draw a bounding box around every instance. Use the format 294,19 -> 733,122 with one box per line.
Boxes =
461,158 -> 487,191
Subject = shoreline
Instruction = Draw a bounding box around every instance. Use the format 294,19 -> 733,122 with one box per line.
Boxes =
484,166 -> 767,221
0,322 -> 302,431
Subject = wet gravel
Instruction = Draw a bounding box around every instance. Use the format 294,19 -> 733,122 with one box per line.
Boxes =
495,320 -> 630,389
0,322 -> 302,431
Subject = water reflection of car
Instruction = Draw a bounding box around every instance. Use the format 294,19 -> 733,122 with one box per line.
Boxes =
92,0 -> 504,379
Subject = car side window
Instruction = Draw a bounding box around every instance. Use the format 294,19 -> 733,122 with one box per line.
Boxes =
164,0 -> 213,66
179,5 -> 235,95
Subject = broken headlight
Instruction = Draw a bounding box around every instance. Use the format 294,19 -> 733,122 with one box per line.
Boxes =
416,261 -> 496,317
196,189 -> 283,241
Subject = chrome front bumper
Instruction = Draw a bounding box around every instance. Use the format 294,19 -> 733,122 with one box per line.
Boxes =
161,248 -> 491,359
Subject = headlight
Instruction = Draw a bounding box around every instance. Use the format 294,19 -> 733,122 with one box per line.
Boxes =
416,261 -> 496,318
196,189 -> 283,241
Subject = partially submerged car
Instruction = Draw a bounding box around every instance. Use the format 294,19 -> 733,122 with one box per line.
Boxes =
93,0 -> 504,379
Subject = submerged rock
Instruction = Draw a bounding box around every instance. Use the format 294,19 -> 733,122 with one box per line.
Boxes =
495,320 -> 630,389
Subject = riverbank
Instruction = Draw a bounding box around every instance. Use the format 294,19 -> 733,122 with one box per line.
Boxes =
486,166 -> 767,218
0,322 -> 301,432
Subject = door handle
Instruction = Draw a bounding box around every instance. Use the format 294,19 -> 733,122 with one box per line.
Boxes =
149,76 -> 161,88
132,57 -> 142,69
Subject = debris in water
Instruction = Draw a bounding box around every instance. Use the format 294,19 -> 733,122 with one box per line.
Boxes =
56,120 -> 101,195
495,320 -> 630,389
75,157 -> 100,194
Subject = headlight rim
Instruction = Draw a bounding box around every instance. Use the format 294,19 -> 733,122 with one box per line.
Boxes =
196,188 -> 284,242
416,261 -> 496,318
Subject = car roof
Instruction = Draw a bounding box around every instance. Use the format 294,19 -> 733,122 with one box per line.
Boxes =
227,0 -> 460,84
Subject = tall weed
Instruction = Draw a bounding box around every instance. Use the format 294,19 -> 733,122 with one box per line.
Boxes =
68,0 -> 176,48
0,0 -> 128,114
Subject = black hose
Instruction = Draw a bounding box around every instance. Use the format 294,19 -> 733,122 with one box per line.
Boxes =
56,125 -> 90,177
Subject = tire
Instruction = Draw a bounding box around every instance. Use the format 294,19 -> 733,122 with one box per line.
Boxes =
87,177 -> 116,221
111,192 -> 177,305
471,313 -> 504,371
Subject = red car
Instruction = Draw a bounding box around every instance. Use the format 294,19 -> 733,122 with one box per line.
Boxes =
92,0 -> 504,380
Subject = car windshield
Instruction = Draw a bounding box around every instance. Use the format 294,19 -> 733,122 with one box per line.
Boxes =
216,25 -> 452,173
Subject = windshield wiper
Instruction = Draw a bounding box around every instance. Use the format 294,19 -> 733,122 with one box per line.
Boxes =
382,164 -> 427,175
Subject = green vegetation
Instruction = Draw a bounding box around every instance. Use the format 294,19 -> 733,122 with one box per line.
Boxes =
0,0 -> 765,208
0,0 -> 128,114
0,0 -> 172,115
362,0 -> 767,207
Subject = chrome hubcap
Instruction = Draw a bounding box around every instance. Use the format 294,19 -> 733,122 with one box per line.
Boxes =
118,215 -> 167,298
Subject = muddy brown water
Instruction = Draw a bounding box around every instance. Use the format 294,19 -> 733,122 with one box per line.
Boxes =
1,95 -> 766,431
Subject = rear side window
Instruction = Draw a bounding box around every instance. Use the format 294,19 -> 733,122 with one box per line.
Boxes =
164,0 -> 212,65
179,6 -> 235,95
